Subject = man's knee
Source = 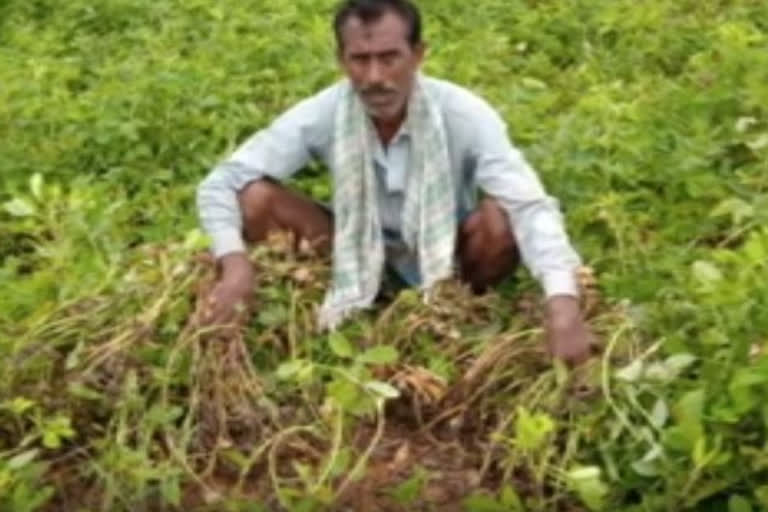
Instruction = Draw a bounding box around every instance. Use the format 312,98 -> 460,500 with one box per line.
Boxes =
239,179 -> 279,219
238,179 -> 281,242
484,197 -> 513,234
237,179 -> 332,249
469,198 -> 515,250
459,197 -> 520,292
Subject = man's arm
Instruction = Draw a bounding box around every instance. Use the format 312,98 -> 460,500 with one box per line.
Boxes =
195,87 -> 336,324
197,91 -> 336,259
467,104 -> 592,364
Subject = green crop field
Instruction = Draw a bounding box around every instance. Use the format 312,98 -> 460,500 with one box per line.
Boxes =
1,0 -> 767,510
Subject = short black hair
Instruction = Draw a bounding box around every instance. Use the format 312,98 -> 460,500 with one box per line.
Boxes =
333,0 -> 422,50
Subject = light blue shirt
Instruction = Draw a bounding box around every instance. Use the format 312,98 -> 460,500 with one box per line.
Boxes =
197,76 -> 582,298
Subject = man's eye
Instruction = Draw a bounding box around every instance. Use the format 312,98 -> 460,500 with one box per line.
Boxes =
380,53 -> 398,64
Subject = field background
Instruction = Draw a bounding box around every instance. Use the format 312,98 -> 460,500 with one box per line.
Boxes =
1,0 -> 768,511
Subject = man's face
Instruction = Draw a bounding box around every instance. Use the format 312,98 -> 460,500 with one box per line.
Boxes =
338,11 -> 424,121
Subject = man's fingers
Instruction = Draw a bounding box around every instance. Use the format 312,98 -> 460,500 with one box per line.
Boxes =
208,296 -> 248,329
570,347 -> 591,365
203,308 -> 234,330
233,300 -> 248,315
197,280 -> 252,334
199,306 -> 219,326
198,291 -> 229,327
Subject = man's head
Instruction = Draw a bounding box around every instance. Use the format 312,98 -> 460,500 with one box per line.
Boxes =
334,0 -> 425,121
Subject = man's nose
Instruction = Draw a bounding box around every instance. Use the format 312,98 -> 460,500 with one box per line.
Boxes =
365,59 -> 383,84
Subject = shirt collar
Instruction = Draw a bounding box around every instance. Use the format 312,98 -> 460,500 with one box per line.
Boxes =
392,122 -> 410,143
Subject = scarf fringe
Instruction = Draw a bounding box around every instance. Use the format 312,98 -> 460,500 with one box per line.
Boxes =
317,294 -> 376,331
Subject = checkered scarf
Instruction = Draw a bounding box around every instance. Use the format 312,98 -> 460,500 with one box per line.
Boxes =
318,75 -> 456,329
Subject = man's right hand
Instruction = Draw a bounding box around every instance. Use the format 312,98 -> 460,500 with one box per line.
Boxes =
200,253 -> 254,327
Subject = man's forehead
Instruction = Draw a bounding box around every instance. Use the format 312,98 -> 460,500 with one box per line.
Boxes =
340,11 -> 409,52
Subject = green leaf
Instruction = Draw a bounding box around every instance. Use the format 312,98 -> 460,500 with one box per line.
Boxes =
567,466 -> 608,511
68,382 -> 104,401
711,197 -> 754,224
463,492 -> 507,512
327,378 -> 361,410
41,416 -> 75,449
743,233 -> 767,265
692,261 -> 723,285
182,228 -> 210,251
663,424 -> 703,453
567,466 -> 601,480
257,305 -> 288,327
631,457 -> 660,477
364,380 -> 400,399
692,436 -> 708,467
515,406 -> 555,451
615,360 -> 643,382
650,399 -> 669,428
673,389 -> 705,424
30,173 -> 44,200
329,332 -> 355,359
328,447 -> 351,479
8,449 -> 39,470
3,197 -> 36,217
747,133 -> 768,151
665,388 -> 706,452
644,354 -> 696,382
293,461 -> 314,486
3,397 -> 36,415
754,486 -> 768,508
297,362 -> 315,384
277,359 -> 309,380
729,368 -> 767,414
161,478 -> 182,507
146,404 -> 183,426
43,431 -> 62,449
499,485 -> 524,510
665,353 -> 697,373
521,77 -> 547,90
729,495 -> 753,512
358,345 -> 399,365
390,467 -> 428,505
735,116 -> 758,132
221,448 -> 251,470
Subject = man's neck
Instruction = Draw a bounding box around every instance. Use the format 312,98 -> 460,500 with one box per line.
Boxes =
373,111 -> 406,147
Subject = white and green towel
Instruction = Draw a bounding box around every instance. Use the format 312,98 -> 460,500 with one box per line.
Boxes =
318,74 -> 456,329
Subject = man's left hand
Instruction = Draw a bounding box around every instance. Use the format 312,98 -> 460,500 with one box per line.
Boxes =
544,295 -> 594,365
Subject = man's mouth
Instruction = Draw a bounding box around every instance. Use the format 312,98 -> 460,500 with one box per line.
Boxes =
363,91 -> 396,106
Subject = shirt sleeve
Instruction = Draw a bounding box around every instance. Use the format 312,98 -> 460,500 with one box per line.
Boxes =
468,105 -> 582,298
196,88 -> 336,258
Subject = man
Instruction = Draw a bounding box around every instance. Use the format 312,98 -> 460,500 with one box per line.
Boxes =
197,0 -> 593,364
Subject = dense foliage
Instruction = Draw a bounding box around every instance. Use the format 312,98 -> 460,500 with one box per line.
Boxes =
1,0 -> 767,510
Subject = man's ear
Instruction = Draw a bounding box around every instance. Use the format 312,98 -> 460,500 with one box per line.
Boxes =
413,42 -> 427,65
336,47 -> 348,75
